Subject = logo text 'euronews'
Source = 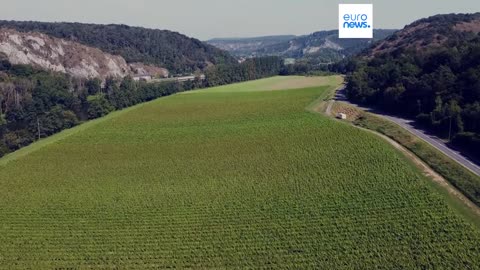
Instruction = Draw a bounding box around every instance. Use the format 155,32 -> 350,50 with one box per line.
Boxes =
339,4 -> 373,38
343,14 -> 371,29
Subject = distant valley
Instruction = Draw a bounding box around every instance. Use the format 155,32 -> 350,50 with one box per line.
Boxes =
207,30 -> 396,64
206,35 -> 296,57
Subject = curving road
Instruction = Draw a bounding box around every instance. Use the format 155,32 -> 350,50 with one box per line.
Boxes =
334,88 -> 480,177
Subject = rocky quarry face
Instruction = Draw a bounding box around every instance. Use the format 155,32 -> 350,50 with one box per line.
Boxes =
0,28 -> 168,80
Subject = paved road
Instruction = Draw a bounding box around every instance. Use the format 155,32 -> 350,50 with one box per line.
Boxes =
335,88 -> 480,177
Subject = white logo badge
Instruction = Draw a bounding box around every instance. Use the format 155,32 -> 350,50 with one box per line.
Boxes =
339,4 -> 373,38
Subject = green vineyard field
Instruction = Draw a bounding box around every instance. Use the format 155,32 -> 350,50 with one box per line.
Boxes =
0,76 -> 479,268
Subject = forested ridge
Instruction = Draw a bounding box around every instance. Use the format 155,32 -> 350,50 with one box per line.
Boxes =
345,13 -> 480,159
0,20 -> 237,73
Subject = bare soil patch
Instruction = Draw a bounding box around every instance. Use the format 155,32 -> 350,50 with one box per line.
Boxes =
454,19 -> 480,33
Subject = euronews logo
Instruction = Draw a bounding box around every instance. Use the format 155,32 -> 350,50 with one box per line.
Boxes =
339,4 -> 373,38
343,14 -> 371,29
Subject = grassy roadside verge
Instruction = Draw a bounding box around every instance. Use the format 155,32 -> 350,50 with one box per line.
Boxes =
354,112 -> 480,208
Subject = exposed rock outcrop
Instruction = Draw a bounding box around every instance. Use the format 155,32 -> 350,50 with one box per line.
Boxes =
0,28 -> 168,80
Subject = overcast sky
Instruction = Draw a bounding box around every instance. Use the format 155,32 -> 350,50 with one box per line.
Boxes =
0,0 -> 479,40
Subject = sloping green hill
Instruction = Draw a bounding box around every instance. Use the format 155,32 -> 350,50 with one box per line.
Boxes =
0,76 -> 479,268
346,13 -> 480,160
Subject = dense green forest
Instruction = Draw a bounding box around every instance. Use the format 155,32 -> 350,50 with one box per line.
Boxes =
205,57 -> 283,86
0,20 -> 236,73
345,13 -> 480,159
0,55 -> 283,157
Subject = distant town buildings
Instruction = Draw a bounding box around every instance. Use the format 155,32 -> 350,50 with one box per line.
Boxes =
174,74 -> 206,82
133,75 -> 153,81
135,74 -> 206,83
284,58 -> 296,65
238,57 -> 247,63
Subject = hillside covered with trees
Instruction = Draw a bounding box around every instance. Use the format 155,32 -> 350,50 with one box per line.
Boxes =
0,21 -> 237,73
345,13 -> 480,159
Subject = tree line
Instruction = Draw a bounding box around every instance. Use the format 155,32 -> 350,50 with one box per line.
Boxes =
204,57 -> 283,86
0,56 -> 283,157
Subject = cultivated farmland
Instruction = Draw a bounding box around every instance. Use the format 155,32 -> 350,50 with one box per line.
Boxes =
0,76 -> 479,268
